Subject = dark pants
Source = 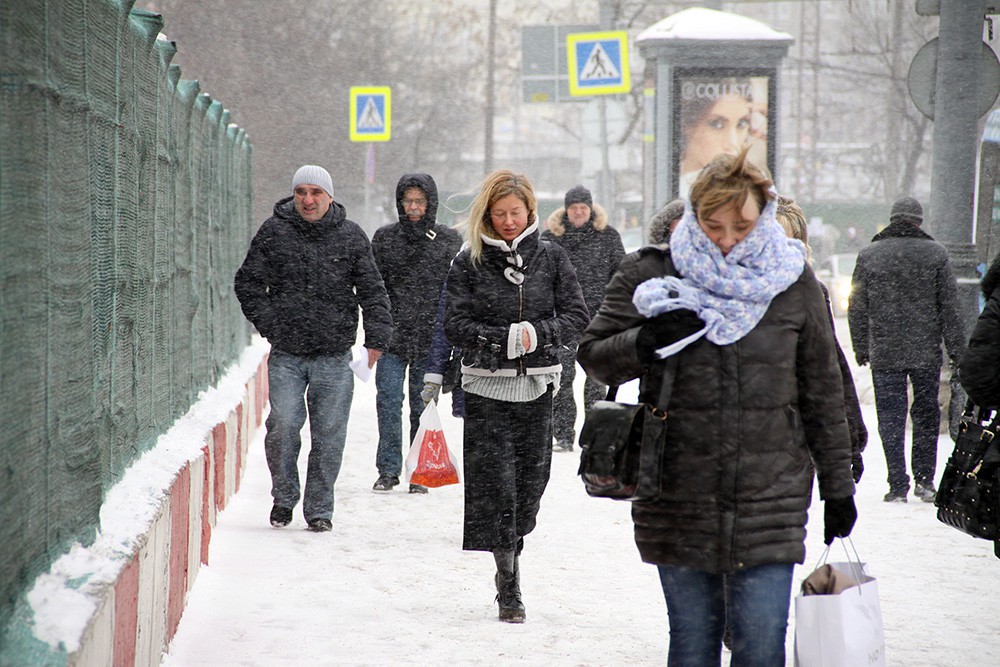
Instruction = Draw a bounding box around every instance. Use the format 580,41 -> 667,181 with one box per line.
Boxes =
552,344 -> 606,446
462,389 -> 553,552
871,367 -> 941,492
374,353 -> 427,477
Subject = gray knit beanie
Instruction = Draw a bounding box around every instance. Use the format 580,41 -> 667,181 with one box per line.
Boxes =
890,196 -> 922,226
292,165 -> 334,198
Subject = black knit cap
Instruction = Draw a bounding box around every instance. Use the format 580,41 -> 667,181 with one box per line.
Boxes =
564,185 -> 593,208
890,196 -> 923,225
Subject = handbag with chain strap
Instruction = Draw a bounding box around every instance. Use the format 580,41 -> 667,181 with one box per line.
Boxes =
935,400 -> 1000,558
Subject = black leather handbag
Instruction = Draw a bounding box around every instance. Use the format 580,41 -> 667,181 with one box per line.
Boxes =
935,400 -> 1000,558
578,357 -> 678,502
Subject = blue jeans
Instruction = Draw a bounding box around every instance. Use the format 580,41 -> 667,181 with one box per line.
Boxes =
264,350 -> 354,522
657,562 -> 794,667
871,368 -> 941,492
375,353 -> 427,477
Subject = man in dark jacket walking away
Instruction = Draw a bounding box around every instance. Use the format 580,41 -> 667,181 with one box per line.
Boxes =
541,185 -> 625,451
848,196 -> 965,503
234,165 -> 392,532
371,174 -> 462,493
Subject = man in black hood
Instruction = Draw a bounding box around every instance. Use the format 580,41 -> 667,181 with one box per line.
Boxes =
234,164 -> 392,532
371,173 -> 462,493
848,195 -> 965,503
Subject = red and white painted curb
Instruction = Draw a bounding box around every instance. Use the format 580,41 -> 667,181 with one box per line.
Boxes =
22,341 -> 269,666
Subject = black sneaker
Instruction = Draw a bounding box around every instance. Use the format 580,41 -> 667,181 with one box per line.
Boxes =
306,518 -> 332,532
914,482 -> 937,503
409,484 -> 429,494
883,490 -> 908,503
270,505 -> 293,527
373,474 -> 399,492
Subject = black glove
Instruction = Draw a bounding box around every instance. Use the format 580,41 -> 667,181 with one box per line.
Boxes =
823,496 -> 858,545
855,352 -> 869,367
851,453 -> 864,484
635,310 -> 704,363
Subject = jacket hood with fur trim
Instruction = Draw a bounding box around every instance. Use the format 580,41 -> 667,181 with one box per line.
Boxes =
545,203 -> 609,236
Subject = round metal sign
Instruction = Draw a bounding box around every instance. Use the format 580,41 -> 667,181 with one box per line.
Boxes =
907,38 -> 1000,120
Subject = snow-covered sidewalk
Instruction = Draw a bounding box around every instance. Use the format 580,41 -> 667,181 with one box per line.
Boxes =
162,329 -> 1000,666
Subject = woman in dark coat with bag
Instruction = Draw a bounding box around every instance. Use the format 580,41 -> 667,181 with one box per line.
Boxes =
577,148 -> 857,665
444,169 -> 589,623
960,254 -> 1000,407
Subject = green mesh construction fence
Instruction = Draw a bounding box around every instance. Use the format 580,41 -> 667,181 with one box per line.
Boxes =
0,0 -> 253,638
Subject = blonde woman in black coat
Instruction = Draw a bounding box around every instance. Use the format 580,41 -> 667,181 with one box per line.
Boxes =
444,169 -> 589,623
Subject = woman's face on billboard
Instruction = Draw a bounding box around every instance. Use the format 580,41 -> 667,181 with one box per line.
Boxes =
681,94 -> 752,173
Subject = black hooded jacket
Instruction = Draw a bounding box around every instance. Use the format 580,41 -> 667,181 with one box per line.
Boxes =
234,196 -> 392,356
371,173 -> 462,360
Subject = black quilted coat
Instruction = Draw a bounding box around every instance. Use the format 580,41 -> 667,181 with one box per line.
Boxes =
577,246 -> 855,573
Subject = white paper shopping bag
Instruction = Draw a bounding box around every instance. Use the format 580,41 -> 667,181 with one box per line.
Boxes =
794,560 -> 886,667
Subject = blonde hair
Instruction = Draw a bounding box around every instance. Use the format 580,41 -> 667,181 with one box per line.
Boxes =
775,195 -> 813,262
689,145 -> 774,223
464,169 -> 537,263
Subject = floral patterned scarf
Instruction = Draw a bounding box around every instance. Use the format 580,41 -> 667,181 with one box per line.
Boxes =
632,197 -> 806,358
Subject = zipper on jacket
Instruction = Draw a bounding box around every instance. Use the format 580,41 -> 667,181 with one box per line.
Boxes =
518,283 -> 525,375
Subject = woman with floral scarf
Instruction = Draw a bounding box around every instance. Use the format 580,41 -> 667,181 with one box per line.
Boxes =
577,147 -> 857,665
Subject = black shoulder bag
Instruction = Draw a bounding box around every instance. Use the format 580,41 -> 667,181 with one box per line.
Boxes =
935,400 -> 1000,558
577,356 -> 679,502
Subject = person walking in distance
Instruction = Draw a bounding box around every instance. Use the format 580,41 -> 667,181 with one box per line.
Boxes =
848,196 -> 965,503
444,170 -> 589,623
371,174 -> 461,494
234,165 -> 392,532
541,185 -> 625,452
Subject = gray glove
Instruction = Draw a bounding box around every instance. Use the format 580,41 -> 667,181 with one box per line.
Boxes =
420,381 -> 441,406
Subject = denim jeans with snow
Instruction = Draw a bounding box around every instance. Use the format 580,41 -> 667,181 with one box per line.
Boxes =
264,350 -> 354,522
374,353 -> 427,478
657,562 -> 794,667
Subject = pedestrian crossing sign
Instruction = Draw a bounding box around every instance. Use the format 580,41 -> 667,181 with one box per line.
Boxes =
567,31 -> 630,96
350,86 -> 391,142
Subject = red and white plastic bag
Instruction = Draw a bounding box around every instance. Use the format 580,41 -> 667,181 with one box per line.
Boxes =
404,401 -> 461,488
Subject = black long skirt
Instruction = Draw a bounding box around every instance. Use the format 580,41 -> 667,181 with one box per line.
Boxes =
462,388 -> 553,553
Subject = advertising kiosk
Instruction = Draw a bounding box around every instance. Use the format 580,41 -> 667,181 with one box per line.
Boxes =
636,8 -> 792,227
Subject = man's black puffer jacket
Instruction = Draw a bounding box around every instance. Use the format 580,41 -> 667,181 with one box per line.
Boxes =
234,197 -> 391,356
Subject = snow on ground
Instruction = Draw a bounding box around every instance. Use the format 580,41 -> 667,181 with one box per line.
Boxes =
161,321 -> 1000,666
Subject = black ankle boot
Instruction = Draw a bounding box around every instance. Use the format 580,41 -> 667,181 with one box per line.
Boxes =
493,549 -> 525,623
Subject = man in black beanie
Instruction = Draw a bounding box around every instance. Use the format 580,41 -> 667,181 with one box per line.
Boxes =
542,185 -> 625,451
848,195 -> 966,503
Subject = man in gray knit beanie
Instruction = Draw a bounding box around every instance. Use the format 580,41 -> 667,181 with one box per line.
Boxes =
235,164 -> 392,532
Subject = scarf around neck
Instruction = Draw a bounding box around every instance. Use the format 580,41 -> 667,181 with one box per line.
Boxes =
632,197 -> 806,357
481,219 -> 539,285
